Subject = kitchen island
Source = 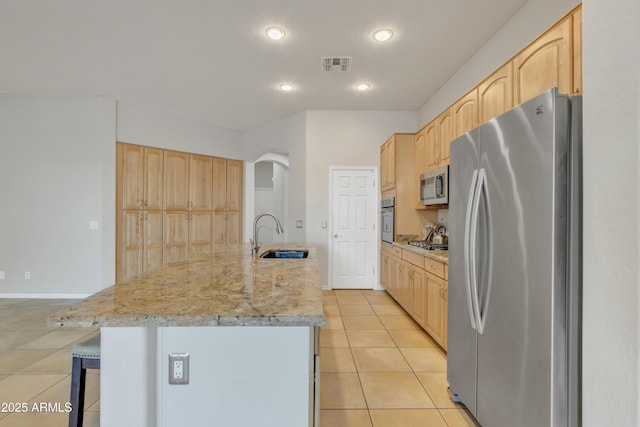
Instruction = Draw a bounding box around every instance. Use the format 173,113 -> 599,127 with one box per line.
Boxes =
50,244 -> 325,427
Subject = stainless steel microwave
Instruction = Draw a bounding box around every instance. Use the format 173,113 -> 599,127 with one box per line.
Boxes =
420,166 -> 449,205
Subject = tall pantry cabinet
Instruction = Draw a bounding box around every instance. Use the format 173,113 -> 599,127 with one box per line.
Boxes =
116,142 -> 243,282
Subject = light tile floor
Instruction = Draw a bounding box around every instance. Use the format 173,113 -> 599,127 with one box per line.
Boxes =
0,290 -> 479,427
0,298 -> 99,427
320,289 -> 479,427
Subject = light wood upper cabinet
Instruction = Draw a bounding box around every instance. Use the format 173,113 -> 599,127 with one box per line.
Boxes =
572,7 -> 582,95
121,145 -> 163,210
453,88 -> 479,141
414,129 -> 426,178
479,62 -> 514,125
514,16 -> 572,105
189,155 -> 213,211
437,108 -> 453,166
425,121 -> 438,169
212,158 -> 244,245
117,142 -> 243,281
380,137 -> 396,192
212,157 -> 228,210
226,160 -> 243,211
164,150 -> 190,211
122,145 -> 144,210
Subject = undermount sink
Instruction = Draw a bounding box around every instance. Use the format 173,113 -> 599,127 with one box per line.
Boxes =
259,249 -> 309,259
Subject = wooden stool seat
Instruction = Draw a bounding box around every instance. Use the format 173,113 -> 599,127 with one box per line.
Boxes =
70,333 -> 100,427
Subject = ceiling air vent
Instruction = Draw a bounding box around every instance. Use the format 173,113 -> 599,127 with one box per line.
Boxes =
322,57 -> 352,73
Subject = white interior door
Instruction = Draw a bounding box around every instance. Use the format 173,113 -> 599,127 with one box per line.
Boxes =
330,167 -> 377,289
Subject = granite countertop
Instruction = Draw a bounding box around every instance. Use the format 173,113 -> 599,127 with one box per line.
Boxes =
393,238 -> 449,264
49,244 -> 325,328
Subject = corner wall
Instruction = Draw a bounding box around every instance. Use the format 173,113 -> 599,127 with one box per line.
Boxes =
305,110 -> 417,288
0,97 -> 115,296
582,0 -> 639,425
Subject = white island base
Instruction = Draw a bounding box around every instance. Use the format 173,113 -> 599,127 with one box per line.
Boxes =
100,326 -> 319,427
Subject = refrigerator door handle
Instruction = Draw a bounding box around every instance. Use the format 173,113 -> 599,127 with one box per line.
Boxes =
470,168 -> 485,334
464,169 -> 479,330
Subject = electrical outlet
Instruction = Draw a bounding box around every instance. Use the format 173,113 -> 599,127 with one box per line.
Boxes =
24,272 -> 31,280
169,353 -> 189,385
0,271 -> 4,280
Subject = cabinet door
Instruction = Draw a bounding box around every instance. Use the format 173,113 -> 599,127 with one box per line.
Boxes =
226,210 -> 241,244
212,157 -> 228,210
437,108 -> 453,165
122,145 -> 145,210
164,151 -> 190,210
410,266 -> 428,329
189,155 -> 213,211
424,121 -> 438,168
144,210 -> 163,272
453,89 -> 478,141
390,256 -> 403,301
226,160 -> 243,211
414,129 -> 426,177
425,272 -> 447,347
441,282 -> 448,350
212,210 -> 228,246
380,251 -> 390,289
164,211 -> 189,263
144,148 -> 164,210
478,62 -> 514,124
572,7 -> 582,95
122,210 -> 143,281
190,211 -> 213,255
386,139 -> 396,189
514,16 -> 572,104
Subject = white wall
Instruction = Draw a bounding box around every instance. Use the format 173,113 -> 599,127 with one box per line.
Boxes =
244,111 -> 307,243
0,97 -> 116,296
305,110 -> 417,287
417,0 -> 581,127
582,0 -> 639,425
117,102 -> 244,159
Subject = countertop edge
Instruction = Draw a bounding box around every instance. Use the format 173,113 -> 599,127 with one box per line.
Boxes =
49,315 -> 327,328
391,242 -> 449,264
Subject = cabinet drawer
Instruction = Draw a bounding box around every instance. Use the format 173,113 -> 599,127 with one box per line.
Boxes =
424,258 -> 445,279
391,246 -> 402,258
402,250 -> 425,269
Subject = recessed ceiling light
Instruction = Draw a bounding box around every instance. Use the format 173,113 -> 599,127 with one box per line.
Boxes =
373,29 -> 393,42
355,82 -> 371,91
266,27 -> 286,40
279,83 -> 294,92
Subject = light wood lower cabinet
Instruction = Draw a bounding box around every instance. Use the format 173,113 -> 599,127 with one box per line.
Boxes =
424,271 -> 447,350
164,211 -> 214,263
381,247 -> 448,350
121,210 -> 163,281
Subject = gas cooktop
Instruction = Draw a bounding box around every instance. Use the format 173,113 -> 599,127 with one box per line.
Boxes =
407,241 -> 448,251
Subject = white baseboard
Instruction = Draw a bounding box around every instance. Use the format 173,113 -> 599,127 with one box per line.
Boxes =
0,293 -> 91,299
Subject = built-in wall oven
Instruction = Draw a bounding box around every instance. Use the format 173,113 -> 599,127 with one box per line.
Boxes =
380,197 -> 394,244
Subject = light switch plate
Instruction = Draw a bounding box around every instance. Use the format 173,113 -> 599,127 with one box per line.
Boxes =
0,271 -> 4,280
296,220 -> 303,229
89,221 -> 99,231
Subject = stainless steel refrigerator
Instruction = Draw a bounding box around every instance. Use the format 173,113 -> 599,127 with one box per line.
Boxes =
447,88 -> 581,427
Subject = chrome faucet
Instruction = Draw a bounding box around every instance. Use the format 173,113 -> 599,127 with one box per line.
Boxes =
251,212 -> 284,256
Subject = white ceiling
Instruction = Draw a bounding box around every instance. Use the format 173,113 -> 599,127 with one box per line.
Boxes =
0,0 -> 528,130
